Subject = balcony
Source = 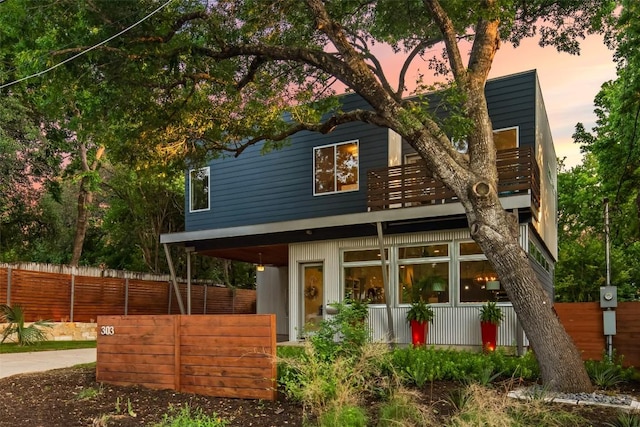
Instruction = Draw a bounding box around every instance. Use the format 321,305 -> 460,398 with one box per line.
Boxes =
367,146 -> 540,212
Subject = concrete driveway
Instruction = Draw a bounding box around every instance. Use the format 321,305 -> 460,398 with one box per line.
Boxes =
0,348 -> 96,379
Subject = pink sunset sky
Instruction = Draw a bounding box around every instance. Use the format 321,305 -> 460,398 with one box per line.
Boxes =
371,34 -> 616,169
490,34 -> 616,168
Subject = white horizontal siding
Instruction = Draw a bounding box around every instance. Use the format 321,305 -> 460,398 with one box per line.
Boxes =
367,305 -> 527,347
288,226 -> 531,347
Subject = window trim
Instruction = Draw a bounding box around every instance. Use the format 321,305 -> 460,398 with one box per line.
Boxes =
313,139 -> 359,196
189,166 -> 210,213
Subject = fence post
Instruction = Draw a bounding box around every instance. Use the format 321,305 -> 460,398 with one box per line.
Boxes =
124,277 -> 129,315
168,281 -> 173,314
203,285 -> 207,314
6,267 -> 11,306
70,267 -> 76,322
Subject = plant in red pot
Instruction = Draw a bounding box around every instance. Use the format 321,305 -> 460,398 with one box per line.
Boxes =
406,300 -> 434,346
479,301 -> 504,352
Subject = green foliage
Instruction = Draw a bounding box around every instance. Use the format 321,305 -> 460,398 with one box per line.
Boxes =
585,353 -> 634,389
390,347 -> 540,386
0,305 -> 51,346
606,412 -> 640,427
315,405 -> 368,427
308,299 -> 370,361
406,300 -> 434,323
377,389 -> 432,426
278,302 -> 389,422
153,405 -> 229,427
0,340 -> 96,354
75,385 -> 103,401
478,302 -> 504,325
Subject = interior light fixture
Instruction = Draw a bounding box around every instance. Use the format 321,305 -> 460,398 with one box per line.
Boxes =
257,252 -> 265,272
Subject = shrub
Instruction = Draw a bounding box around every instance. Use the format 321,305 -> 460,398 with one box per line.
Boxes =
0,304 -> 52,346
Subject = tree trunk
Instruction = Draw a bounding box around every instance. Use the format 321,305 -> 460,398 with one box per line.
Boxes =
470,205 -> 593,392
70,180 -> 93,266
69,141 -> 105,267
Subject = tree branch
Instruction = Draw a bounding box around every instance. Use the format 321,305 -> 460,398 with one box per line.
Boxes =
230,109 -> 389,157
422,0 -> 467,81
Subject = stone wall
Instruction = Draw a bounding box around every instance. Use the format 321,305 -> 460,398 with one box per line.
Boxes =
0,322 -> 97,343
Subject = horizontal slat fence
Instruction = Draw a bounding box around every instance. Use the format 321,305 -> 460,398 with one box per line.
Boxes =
0,263 -> 256,322
97,314 -> 277,400
555,302 -> 640,368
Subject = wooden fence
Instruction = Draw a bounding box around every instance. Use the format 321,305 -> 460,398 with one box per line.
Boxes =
0,263 -> 256,322
96,314 -> 277,400
555,302 -> 640,368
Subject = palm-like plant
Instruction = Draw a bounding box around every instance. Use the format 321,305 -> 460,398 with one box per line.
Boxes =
0,304 -> 52,346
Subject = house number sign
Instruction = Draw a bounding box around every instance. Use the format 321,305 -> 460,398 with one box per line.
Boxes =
100,325 -> 115,336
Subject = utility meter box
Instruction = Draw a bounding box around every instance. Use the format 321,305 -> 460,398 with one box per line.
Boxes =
600,286 -> 618,308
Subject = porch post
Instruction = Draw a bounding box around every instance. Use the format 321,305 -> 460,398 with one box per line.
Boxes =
186,247 -> 194,315
163,243 -> 186,315
376,221 -> 396,346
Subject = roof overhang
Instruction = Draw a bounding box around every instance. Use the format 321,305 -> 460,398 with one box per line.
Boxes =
160,195 -> 531,266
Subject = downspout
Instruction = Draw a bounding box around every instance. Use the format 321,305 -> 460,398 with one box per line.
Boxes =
163,243 -> 186,315
376,222 -> 396,347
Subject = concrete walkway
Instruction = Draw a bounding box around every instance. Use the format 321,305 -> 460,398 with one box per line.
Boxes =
0,348 -> 96,379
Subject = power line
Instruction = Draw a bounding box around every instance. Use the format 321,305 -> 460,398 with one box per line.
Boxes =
0,0 -> 174,90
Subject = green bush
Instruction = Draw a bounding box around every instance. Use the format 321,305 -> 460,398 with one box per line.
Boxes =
390,346 -> 540,386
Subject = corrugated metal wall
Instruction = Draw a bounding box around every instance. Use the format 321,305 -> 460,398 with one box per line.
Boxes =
287,226 -> 530,347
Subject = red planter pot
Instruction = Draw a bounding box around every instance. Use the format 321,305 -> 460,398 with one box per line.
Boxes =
410,319 -> 429,346
480,321 -> 498,352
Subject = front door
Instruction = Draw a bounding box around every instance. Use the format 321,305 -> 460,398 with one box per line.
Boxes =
301,263 -> 323,334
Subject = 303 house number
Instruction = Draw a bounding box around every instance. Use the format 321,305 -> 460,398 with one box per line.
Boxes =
100,325 -> 115,336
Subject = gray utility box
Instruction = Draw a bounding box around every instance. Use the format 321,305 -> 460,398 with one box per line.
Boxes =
599,286 -> 617,308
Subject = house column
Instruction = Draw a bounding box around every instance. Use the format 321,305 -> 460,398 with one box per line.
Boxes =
376,222 -> 396,345
163,243 -> 186,315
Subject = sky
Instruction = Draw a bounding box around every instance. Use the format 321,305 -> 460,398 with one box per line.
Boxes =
489,34 -> 617,168
373,33 -> 617,169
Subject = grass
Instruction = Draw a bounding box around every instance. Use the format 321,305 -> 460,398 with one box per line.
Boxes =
0,340 -> 96,353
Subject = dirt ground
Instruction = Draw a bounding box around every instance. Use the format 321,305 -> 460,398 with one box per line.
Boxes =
0,365 -> 637,426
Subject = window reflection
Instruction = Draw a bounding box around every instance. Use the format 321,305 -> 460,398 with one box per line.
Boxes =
314,141 -> 359,195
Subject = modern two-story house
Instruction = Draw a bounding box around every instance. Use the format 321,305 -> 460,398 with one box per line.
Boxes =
160,69 -> 557,349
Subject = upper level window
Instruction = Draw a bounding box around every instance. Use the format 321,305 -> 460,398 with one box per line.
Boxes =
189,167 -> 210,212
493,126 -> 518,150
314,140 -> 359,195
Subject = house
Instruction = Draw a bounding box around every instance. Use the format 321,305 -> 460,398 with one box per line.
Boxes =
160,69 -> 557,349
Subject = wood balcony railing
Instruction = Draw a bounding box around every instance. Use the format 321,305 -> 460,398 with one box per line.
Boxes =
367,146 -> 540,212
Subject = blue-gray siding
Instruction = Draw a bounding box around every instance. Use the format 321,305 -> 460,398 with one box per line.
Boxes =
187,70 -> 540,231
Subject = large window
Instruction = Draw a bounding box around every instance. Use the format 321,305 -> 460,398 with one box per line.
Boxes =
458,242 -> 505,303
314,140 -> 359,195
189,167 -> 210,212
398,244 -> 450,304
343,249 -> 388,304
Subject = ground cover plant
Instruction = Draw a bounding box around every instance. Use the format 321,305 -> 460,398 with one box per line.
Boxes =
0,339 -> 96,353
0,308 -> 638,426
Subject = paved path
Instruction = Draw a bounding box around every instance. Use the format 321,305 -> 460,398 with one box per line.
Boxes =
0,348 -> 96,379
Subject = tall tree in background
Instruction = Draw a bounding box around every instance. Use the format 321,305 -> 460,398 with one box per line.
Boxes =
563,0 -> 640,301
0,0 -> 619,391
